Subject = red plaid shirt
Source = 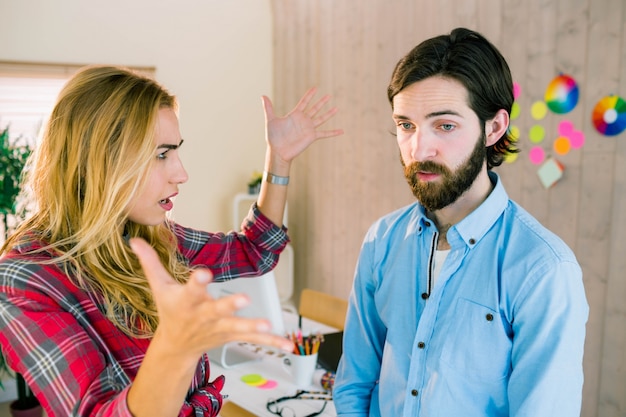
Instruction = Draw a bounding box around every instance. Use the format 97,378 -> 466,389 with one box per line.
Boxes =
0,204 -> 288,416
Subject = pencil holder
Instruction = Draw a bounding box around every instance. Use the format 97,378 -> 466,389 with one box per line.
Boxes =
282,352 -> 318,389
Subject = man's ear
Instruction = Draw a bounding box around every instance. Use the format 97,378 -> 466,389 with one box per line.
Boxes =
485,109 -> 510,147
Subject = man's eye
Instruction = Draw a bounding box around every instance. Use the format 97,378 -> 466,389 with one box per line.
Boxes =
398,122 -> 413,130
440,123 -> 455,131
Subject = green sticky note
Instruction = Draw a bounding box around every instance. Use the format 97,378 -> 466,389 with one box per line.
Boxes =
537,157 -> 564,188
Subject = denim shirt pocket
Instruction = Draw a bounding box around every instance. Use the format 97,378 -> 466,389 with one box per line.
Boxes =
440,297 -> 511,382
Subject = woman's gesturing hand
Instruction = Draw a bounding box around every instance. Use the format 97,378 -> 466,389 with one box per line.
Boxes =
130,237 -> 294,358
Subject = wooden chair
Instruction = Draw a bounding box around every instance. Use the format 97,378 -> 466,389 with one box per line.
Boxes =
219,401 -> 256,417
298,288 -> 348,330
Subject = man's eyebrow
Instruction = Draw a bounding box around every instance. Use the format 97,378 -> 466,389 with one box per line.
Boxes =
393,110 -> 463,120
157,139 -> 184,150
425,110 -> 463,118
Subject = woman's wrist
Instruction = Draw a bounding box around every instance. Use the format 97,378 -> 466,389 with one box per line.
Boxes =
263,171 -> 289,185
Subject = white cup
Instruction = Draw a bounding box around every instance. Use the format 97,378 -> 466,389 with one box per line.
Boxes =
282,352 -> 319,389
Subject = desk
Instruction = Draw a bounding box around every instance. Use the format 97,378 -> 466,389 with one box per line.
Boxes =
213,314 -> 337,416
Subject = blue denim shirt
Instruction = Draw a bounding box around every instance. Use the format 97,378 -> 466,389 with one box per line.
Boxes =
334,172 -> 588,417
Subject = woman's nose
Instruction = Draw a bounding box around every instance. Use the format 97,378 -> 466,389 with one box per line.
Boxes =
171,157 -> 189,184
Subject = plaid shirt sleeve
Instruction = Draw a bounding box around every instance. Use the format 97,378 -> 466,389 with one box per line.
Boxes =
0,203 -> 289,416
174,202 -> 290,280
0,258 -> 135,417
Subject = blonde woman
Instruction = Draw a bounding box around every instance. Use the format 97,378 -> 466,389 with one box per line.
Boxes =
0,65 -> 343,417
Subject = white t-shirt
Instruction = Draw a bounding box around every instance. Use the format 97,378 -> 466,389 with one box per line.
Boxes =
432,249 -> 450,287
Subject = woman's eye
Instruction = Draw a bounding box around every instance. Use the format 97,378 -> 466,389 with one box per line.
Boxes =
157,151 -> 168,160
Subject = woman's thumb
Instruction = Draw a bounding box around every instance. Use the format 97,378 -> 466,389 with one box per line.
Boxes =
129,238 -> 171,292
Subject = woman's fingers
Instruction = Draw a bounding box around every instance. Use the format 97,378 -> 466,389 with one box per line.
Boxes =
130,237 -> 294,353
305,94 -> 331,118
294,87 -> 317,112
129,238 -> 174,293
207,315 -> 294,351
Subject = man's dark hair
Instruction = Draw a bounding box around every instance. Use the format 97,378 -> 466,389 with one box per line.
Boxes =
387,27 -> 519,169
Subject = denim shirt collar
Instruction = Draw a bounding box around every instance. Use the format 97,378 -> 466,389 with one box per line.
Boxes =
414,171 -> 509,249
453,171 -> 509,248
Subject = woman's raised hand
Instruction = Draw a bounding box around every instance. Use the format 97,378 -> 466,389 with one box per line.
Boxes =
261,87 -> 344,164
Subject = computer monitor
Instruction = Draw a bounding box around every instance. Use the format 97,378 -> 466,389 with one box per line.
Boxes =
206,271 -> 285,368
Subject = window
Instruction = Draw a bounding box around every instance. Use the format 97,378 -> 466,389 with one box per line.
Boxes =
0,61 -> 80,142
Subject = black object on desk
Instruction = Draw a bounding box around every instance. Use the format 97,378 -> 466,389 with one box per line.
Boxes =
316,331 -> 343,372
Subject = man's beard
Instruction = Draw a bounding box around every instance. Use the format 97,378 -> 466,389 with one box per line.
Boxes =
402,133 -> 486,212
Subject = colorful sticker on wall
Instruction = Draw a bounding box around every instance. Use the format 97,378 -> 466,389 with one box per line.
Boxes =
544,74 -> 579,114
557,120 -> 585,150
592,95 -> 626,136
529,125 -> 545,143
504,125 -> 521,163
537,157 -> 564,188
531,101 -> 548,120
529,146 -> 545,165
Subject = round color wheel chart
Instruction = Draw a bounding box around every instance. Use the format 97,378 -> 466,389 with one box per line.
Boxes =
592,95 -> 626,136
544,74 -> 579,114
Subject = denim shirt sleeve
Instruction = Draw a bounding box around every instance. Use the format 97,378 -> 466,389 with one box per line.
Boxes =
508,258 -> 587,416
334,227 -> 386,416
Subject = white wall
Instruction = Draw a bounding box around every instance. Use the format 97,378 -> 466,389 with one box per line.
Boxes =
0,0 -> 273,232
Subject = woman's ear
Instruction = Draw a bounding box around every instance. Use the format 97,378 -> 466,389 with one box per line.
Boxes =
485,109 -> 510,147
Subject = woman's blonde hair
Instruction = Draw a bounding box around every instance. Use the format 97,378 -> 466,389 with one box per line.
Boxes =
1,65 -> 189,337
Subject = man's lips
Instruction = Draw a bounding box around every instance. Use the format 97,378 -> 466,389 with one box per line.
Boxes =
417,171 -> 440,181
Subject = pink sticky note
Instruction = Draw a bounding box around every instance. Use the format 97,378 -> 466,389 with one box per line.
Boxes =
569,130 -> 585,148
558,120 -> 574,136
529,146 -> 545,165
513,82 -> 521,99
258,380 -> 278,389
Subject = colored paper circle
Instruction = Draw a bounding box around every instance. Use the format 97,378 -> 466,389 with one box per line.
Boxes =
554,136 -> 571,155
529,125 -> 545,143
531,101 -> 548,120
558,120 -> 574,136
529,146 -> 545,165
504,152 -> 518,163
544,74 -> 579,114
570,130 -> 585,148
592,95 -> 626,136
511,102 -> 521,120
258,380 -> 278,389
509,125 -> 520,141
241,374 -> 266,386
513,82 -> 521,100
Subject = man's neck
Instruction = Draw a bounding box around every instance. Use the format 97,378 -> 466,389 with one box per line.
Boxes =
426,171 -> 495,250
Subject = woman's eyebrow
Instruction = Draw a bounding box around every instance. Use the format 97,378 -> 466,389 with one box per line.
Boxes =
157,139 -> 184,151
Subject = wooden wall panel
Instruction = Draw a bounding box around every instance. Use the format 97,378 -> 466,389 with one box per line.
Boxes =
597,1 -> 626,416
270,1 -> 626,415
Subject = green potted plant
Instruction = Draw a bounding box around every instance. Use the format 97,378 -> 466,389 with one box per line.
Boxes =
0,125 -> 41,416
247,170 -> 263,195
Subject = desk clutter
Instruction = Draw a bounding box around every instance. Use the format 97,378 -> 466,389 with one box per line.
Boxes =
288,330 -> 323,356
226,340 -> 337,391
241,373 -> 278,389
266,389 -> 333,416
213,312 -> 340,416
